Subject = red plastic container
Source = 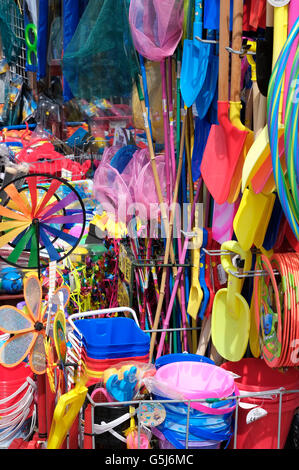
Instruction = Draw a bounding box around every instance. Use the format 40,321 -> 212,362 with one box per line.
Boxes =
85,355 -> 149,387
221,359 -> 299,449
0,362 -> 33,384
0,363 -> 34,418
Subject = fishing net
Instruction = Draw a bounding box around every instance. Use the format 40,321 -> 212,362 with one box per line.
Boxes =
0,0 -> 23,65
62,0 -> 140,102
134,154 -> 166,220
93,147 -> 166,223
129,0 -> 184,61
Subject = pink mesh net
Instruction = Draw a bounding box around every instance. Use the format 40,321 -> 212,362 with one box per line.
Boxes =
129,0 -> 184,61
93,148 -> 166,222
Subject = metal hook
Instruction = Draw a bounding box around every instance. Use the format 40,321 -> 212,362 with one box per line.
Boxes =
203,248 -> 232,256
195,36 -> 219,45
226,46 -> 256,57
228,269 -> 280,279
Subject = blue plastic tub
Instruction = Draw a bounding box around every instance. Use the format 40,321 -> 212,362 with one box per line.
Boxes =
73,317 -> 150,358
155,353 -> 214,369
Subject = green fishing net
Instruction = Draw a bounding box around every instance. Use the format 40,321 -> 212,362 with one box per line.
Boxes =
0,0 -> 23,65
62,0 -> 141,102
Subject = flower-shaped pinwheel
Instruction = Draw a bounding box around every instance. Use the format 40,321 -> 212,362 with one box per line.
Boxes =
0,275 -> 70,375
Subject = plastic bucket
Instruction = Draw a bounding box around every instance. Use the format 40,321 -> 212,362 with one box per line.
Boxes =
155,361 -> 236,400
152,389 -> 234,450
85,357 -> 149,387
155,353 -> 215,369
84,346 -> 150,360
156,430 -> 220,449
221,359 -> 299,449
73,317 -> 150,352
0,363 -> 33,384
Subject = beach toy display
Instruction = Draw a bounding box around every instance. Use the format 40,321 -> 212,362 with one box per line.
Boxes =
146,360 -> 238,449
0,0 -> 298,452
67,309 -> 150,385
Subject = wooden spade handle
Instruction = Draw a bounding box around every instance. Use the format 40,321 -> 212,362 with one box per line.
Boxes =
218,0 -> 230,102
266,0 -> 274,28
230,0 -> 243,102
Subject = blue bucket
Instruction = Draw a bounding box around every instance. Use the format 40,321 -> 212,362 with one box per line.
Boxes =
152,392 -> 234,449
73,317 -> 150,359
155,353 -> 214,370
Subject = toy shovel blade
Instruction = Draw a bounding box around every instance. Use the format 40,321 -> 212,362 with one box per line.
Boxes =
201,100 -> 247,204
180,35 -> 210,108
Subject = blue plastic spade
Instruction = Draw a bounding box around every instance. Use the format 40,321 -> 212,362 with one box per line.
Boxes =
191,116 -> 212,182
198,228 -> 210,320
195,30 -> 218,120
180,0 -> 211,107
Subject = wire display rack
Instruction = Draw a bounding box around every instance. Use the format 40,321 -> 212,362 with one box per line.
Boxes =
80,389 -> 299,450
8,1 -> 28,84
65,307 -> 299,450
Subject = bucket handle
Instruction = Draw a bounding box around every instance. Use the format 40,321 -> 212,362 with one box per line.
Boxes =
68,307 -> 140,338
93,410 -> 134,435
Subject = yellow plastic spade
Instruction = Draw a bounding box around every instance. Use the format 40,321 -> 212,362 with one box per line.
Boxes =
241,4 -> 288,192
47,377 -> 88,449
233,188 -> 276,252
211,241 -> 251,362
187,227 -> 203,320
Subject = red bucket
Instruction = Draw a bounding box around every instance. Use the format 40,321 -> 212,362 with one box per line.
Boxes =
221,359 -> 299,449
0,362 -> 33,385
85,355 -> 149,387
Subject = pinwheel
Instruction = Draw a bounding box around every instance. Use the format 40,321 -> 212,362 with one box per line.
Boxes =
0,275 -> 70,375
0,173 -> 86,272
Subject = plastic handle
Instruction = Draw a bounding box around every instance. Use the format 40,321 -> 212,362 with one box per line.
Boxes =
93,412 -> 132,435
220,241 -> 252,316
194,0 -> 203,39
68,307 -> 140,336
47,383 -> 88,449
195,0 -> 203,21
191,248 -> 200,284
189,396 -> 238,415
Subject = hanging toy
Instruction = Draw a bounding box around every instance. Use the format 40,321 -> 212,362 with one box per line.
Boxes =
124,406 -> 151,449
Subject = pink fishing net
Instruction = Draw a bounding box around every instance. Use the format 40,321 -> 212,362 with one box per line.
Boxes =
93,162 -> 134,222
129,0 -> 184,61
134,154 -> 166,219
93,148 -> 166,222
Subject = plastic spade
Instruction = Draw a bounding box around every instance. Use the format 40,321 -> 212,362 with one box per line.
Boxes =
187,227 -> 203,320
227,0 -> 254,203
195,29 -> 219,119
180,0 -> 211,107
211,241 -> 251,362
200,0 -> 247,204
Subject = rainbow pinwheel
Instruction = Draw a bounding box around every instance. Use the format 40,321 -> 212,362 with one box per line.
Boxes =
0,275 -> 70,375
0,174 -> 86,270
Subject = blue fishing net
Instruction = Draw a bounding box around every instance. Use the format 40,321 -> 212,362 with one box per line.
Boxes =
62,0 -> 140,102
